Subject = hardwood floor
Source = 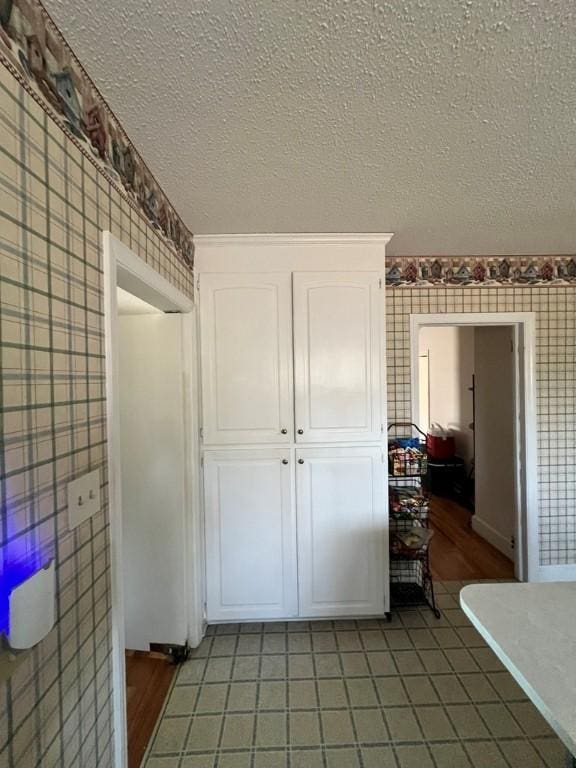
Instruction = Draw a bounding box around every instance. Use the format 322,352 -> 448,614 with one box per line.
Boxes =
429,494 -> 515,580
126,651 -> 176,768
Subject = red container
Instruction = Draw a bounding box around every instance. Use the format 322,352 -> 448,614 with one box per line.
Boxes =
426,434 -> 455,460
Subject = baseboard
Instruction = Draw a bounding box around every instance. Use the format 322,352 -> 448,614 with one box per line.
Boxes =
472,516 -> 513,559
534,564 -> 576,582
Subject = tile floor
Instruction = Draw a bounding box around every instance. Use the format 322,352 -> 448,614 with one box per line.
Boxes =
143,582 -> 566,768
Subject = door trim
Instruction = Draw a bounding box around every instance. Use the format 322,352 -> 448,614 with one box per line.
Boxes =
409,312 -> 537,583
103,232 -> 204,768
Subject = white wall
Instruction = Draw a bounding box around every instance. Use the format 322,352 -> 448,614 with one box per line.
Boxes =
418,326 -> 475,464
119,313 -> 188,650
473,326 -> 516,559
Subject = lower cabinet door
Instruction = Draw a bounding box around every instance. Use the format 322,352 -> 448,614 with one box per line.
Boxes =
296,447 -> 386,617
204,449 -> 298,621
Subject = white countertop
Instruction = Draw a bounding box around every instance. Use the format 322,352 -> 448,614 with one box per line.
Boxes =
460,582 -> 576,756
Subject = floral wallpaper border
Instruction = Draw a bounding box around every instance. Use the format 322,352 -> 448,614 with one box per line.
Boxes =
385,255 -> 576,287
0,0 -> 194,269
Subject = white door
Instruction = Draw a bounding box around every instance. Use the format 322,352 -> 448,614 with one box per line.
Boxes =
204,449 -> 298,621
293,272 -> 382,443
119,314 -> 187,650
296,447 -> 386,617
201,273 -> 293,445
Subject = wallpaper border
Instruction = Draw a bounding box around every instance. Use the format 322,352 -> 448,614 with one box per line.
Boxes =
0,0 -> 194,270
385,255 -> 576,287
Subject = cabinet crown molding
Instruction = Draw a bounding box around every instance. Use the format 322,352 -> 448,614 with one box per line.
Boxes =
194,233 -> 394,247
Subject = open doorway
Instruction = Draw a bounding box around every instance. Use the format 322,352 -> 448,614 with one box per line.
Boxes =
103,233 -> 203,768
410,313 -> 538,584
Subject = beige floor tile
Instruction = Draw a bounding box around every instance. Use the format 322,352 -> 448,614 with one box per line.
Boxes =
186,716 -> 222,751
499,739 -> 549,768
315,653 -> 342,678
253,750 -> 288,768
165,686 -> 199,716
487,671 -> 528,701
312,632 -> 337,652
361,630 -> 388,650
361,746 -> 397,768
255,713 -> 287,747
196,684 -> 228,713
352,708 -> 388,743
391,651 -> 424,675
507,701 -> 556,737
227,682 -> 258,711
220,714 -> 255,749
429,742 -> 472,767
445,704 -> 490,738
211,636 -> 237,656
151,717 -> 190,754
416,706 -> 456,740
204,658 -> 234,682
289,711 -> 322,747
368,651 -> 398,675
180,756 -> 215,768
444,648 -> 481,673
336,631 -> 362,651
443,608 -> 473,628
418,650 -> 452,674
262,634 -> 286,654
146,758 -> 181,767
340,653 -> 370,677
288,681 -> 318,709
403,676 -> 439,705
407,628 -> 437,649
458,673 -> 498,703
463,741 -> 508,768
346,678 -> 379,707
260,656 -> 286,680
532,736 -> 568,767
321,711 -> 355,744
217,754 -> 250,768
472,647 -> 506,672
288,633 -> 312,653
395,744 -> 434,767
288,654 -> 314,679
383,707 -> 423,741
374,678 -> 409,706
431,628 -> 464,648
290,749 -> 324,768
385,629 -> 413,650
326,748 -> 361,767
232,656 -> 259,681
179,659 -> 207,684
431,675 -> 469,703
476,703 -> 523,738
237,635 -> 262,655
258,681 -> 286,711
318,679 -> 347,708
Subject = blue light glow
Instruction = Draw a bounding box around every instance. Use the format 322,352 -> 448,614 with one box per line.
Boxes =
0,553 -> 47,637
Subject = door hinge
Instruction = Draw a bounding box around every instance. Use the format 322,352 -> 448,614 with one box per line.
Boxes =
196,274 -> 200,292
510,535 -> 515,550
200,427 -> 204,439
201,455 -> 204,467
378,278 -> 382,289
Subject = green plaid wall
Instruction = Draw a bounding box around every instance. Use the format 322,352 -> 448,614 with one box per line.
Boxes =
0,61 -> 194,768
386,287 -> 576,567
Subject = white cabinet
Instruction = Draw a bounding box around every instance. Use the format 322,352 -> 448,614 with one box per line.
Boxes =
295,447 -> 386,617
204,449 -> 298,621
293,272 -> 382,443
200,273 -> 294,445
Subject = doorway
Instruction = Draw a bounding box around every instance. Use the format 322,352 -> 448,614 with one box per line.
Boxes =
410,312 -> 538,584
103,233 -> 203,768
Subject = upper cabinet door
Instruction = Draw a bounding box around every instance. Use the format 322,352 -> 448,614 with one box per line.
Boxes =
293,272 -> 382,443
201,273 -> 294,445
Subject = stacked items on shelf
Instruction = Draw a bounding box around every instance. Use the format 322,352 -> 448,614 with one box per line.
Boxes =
387,424 -> 441,619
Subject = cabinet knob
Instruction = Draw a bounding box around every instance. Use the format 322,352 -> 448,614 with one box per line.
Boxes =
281,428 -> 288,434
298,459 -> 304,464
282,459 -> 289,465
297,429 -> 304,435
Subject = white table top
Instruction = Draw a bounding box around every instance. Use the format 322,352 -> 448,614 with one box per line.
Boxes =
460,582 -> 576,756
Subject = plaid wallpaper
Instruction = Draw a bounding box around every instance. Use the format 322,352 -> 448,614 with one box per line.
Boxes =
0,60 -> 193,768
386,287 -> 576,567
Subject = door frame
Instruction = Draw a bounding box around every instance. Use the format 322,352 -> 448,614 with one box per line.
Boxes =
409,312 -> 538,583
103,232 -> 204,768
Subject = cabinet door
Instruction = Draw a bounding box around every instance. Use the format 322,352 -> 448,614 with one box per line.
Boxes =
293,272 -> 382,443
201,273 -> 293,444
296,447 -> 386,617
204,450 -> 298,621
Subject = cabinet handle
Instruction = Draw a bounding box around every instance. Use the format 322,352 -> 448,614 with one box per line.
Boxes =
297,429 -> 304,435
298,459 -> 304,464
282,459 -> 289,465
280,428 -> 288,434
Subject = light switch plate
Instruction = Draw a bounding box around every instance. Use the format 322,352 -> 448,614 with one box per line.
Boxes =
67,469 -> 101,530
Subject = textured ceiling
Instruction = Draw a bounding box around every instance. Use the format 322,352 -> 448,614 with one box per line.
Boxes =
44,0 -> 575,255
